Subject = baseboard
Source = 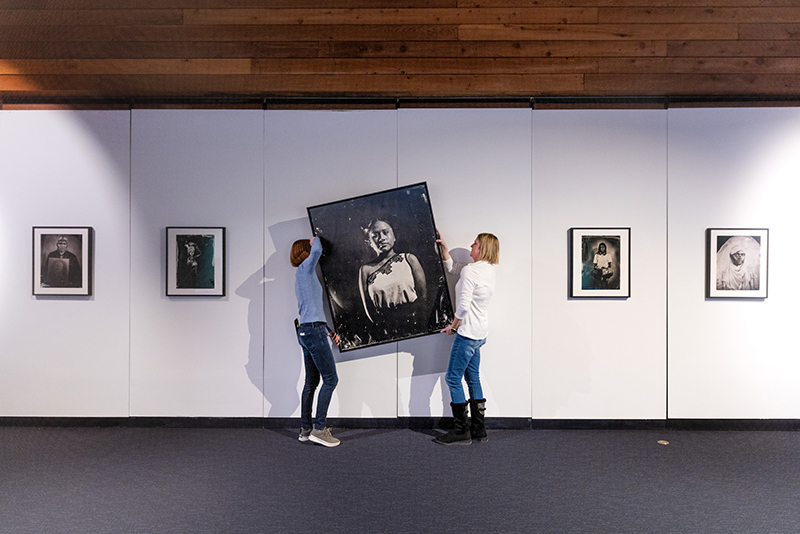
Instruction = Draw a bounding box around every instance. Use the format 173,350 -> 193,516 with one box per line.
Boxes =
0,416 -> 527,430
531,419 -> 666,430
665,419 -> 800,431
1,417 -> 798,431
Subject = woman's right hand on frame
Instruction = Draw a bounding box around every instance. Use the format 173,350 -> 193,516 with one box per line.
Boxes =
436,229 -> 450,261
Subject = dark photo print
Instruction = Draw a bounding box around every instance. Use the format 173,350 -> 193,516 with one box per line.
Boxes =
166,227 -> 225,297
33,226 -> 93,296
176,234 -> 215,289
307,182 -> 454,351
581,235 -> 621,290
40,234 -> 83,288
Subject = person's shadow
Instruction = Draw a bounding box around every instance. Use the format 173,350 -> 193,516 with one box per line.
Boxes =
237,217 -> 386,419
236,218 -> 310,416
399,247 -> 470,417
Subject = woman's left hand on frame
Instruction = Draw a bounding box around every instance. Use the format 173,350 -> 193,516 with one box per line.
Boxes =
441,324 -> 456,335
441,317 -> 460,335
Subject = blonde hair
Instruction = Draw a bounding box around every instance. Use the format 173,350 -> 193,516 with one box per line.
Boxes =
475,233 -> 499,264
290,239 -> 311,267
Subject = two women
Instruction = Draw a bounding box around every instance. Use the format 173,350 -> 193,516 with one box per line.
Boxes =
435,232 -> 499,446
292,228 -> 499,448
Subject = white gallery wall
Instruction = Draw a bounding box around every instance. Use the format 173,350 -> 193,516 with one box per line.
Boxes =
0,111 -> 131,416
130,110 -> 266,417
1,106 -> 799,420
667,108 -> 800,418
533,110 -> 668,419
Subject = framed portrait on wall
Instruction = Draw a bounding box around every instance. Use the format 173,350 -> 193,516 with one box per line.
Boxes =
570,227 -> 631,298
33,227 -> 93,296
307,182 -> 454,351
166,227 -> 225,297
707,228 -> 768,299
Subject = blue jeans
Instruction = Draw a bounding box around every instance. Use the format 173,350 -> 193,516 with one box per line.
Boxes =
297,323 -> 338,431
445,333 -> 486,404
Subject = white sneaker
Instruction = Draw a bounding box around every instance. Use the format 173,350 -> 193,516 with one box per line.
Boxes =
298,428 -> 312,442
309,428 -> 340,447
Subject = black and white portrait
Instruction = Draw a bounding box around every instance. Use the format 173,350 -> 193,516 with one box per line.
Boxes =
33,227 -> 93,296
582,236 -> 620,290
570,227 -> 630,298
166,227 -> 226,297
307,183 -> 454,351
176,234 -> 215,289
43,234 -> 82,288
707,229 -> 768,299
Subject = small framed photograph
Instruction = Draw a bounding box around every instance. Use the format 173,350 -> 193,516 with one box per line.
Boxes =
570,227 -> 631,298
166,227 -> 225,297
33,227 -> 93,296
307,182 -> 454,351
707,228 -> 768,299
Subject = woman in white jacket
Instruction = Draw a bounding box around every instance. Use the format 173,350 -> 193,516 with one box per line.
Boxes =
435,232 -> 499,446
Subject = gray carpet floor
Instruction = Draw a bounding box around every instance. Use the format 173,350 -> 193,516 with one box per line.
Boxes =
2,427 -> 799,533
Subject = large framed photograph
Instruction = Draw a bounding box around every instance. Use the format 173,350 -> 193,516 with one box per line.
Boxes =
570,227 -> 631,298
307,182 -> 454,351
166,227 -> 225,297
707,228 -> 768,299
33,227 -> 93,296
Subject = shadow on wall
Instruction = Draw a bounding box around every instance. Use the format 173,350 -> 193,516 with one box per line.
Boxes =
398,246 -> 470,416
237,217 -> 387,418
236,218 -> 309,416
400,334 -> 452,416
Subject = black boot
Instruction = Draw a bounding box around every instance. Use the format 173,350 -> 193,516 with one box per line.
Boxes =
469,398 -> 488,442
435,402 -> 472,446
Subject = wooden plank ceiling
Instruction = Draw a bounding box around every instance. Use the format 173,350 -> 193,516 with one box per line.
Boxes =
1,0 -> 799,105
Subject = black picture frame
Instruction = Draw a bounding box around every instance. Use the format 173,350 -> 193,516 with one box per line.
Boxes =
166,227 -> 226,297
307,182 -> 454,351
706,228 -> 768,299
33,226 -> 93,296
570,227 -> 631,298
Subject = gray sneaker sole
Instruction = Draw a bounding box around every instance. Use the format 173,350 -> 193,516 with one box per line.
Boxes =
309,434 -> 340,447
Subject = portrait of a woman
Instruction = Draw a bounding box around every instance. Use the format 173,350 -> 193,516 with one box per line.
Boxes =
307,182 -> 453,350
358,219 -> 427,339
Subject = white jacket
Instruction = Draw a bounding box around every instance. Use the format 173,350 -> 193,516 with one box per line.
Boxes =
444,257 -> 496,340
